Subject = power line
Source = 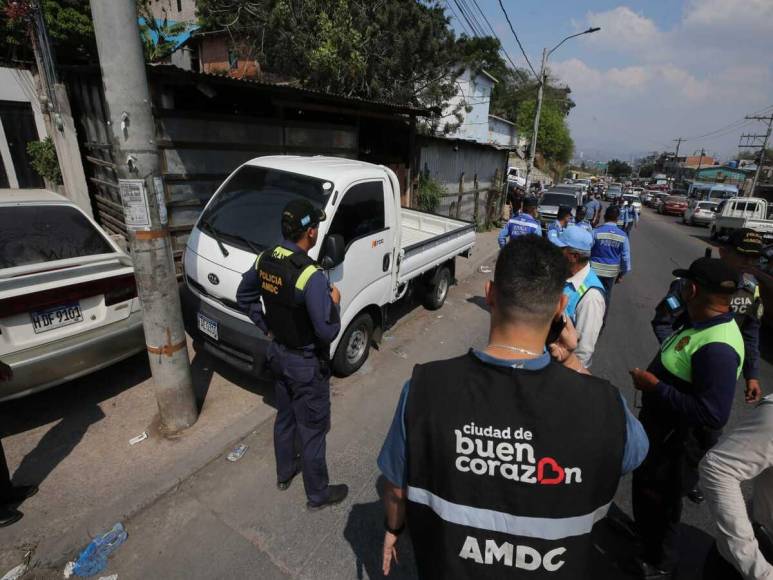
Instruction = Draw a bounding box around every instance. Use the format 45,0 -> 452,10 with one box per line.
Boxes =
496,0 -> 538,78
458,0 -> 486,37
452,0 -> 483,38
683,104 -> 773,141
444,0 -> 473,37
466,0 -> 531,84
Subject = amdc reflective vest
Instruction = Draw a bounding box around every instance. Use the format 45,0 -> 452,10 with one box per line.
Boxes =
660,318 -> 745,382
405,352 -> 625,579
255,245 -> 320,348
563,267 -> 605,324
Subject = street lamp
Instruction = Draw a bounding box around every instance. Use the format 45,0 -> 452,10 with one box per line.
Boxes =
525,27 -> 601,189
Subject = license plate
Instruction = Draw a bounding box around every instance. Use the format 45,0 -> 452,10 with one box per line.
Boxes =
31,302 -> 83,334
197,313 -> 219,340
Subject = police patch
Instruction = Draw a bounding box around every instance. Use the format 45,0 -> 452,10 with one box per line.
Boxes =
675,336 -> 691,352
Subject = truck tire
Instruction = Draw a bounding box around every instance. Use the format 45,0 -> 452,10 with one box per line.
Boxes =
333,313 -> 373,377
424,266 -> 452,311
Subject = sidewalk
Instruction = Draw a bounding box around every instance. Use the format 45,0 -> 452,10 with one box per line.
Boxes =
0,230 -> 500,576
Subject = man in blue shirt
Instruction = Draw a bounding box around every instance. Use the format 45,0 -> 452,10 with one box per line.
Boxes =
574,206 -> 593,234
497,197 -> 542,248
547,206 -> 574,245
591,205 -> 632,309
378,235 -> 649,578
584,194 -> 602,226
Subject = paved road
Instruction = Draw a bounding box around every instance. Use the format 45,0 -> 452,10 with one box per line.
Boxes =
98,208 -> 769,579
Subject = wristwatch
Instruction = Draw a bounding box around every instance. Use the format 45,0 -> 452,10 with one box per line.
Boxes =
384,518 -> 405,536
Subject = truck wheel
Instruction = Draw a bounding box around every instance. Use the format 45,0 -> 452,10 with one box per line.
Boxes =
333,313 -> 373,377
424,266 -> 451,311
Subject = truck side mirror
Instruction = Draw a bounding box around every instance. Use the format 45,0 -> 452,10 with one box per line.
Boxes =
320,234 -> 345,270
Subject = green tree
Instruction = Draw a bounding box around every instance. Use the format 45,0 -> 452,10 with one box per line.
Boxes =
515,99 -> 573,164
138,1 -> 189,63
638,163 -> 655,178
1,0 -> 95,63
607,159 -> 633,178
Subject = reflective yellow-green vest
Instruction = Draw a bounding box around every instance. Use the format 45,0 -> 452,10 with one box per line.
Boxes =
659,318 -> 744,383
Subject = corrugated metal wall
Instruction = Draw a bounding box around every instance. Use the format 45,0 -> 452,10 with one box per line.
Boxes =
418,136 -> 507,222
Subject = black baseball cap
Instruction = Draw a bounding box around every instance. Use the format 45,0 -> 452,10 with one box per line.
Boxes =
727,228 -> 763,256
673,257 -> 739,294
282,199 -> 326,233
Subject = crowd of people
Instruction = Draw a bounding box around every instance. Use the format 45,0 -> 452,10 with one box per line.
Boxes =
375,193 -> 771,579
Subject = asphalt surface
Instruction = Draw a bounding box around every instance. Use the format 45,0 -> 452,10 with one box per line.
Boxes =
28,208 -> 769,579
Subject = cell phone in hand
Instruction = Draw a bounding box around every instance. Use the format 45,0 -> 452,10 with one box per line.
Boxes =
546,315 -> 566,345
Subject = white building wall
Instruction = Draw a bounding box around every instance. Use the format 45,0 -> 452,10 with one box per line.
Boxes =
441,68 -> 495,144
0,67 -> 48,188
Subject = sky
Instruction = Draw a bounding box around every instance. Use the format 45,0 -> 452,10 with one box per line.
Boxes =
445,0 -> 773,162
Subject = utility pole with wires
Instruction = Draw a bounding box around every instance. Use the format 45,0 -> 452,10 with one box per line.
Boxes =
90,0 -> 198,434
740,114 -> 773,197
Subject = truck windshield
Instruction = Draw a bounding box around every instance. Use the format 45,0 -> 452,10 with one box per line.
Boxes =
198,165 -> 331,251
540,194 -> 576,207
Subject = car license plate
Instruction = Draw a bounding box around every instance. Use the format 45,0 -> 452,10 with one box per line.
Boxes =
31,302 -> 83,334
197,313 -> 219,340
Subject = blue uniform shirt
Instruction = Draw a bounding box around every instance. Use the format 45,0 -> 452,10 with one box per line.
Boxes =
584,199 -> 601,222
236,240 -> 341,345
576,219 -> 593,234
378,350 -> 650,488
547,220 -> 566,245
498,212 -> 543,248
591,222 -> 632,278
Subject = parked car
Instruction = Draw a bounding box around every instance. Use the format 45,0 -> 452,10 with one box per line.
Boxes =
181,156 -> 475,377
710,197 -> 773,241
545,185 -> 584,206
537,191 -> 578,230
682,200 -> 718,226
0,190 -> 144,402
659,195 -> 689,216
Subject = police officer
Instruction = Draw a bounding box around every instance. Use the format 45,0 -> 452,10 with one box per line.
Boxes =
584,193 -> 602,226
574,206 -> 593,234
377,235 -> 648,579
652,228 -> 764,405
630,258 -> 745,578
236,199 -> 348,511
590,205 -> 632,309
547,206 -> 573,245
497,197 -> 542,248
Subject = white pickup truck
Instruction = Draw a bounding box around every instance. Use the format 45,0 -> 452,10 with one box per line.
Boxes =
710,197 -> 773,241
181,156 -> 476,376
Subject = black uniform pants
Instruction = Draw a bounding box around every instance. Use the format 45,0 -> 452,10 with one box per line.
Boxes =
632,416 -> 685,571
0,438 -> 11,501
267,342 -> 331,504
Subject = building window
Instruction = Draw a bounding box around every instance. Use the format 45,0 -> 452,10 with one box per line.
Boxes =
176,0 -> 182,12
227,49 -> 238,70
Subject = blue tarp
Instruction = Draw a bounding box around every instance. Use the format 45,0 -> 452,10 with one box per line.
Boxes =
138,17 -> 200,53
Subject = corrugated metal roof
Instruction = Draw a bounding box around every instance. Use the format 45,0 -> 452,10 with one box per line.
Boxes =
150,65 -> 436,117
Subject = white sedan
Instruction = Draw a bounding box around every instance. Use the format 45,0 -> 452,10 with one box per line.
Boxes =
0,190 -> 145,401
683,200 -> 718,226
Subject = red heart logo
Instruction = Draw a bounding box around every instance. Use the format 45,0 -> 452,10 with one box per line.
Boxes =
537,457 -> 565,485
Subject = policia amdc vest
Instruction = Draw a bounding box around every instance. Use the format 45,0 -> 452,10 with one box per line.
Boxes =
255,244 -> 321,349
405,352 -> 625,579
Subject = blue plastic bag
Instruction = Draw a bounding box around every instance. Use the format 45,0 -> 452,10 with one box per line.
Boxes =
72,523 -> 128,577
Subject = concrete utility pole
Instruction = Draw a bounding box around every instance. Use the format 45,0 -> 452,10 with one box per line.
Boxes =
91,0 -> 198,434
745,114 -> 773,197
524,27 -> 600,190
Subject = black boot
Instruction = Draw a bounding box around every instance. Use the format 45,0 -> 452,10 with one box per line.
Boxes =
1,485 -> 38,505
0,505 -> 22,527
307,484 -> 349,511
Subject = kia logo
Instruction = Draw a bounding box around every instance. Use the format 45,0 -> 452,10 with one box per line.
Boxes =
208,273 -> 220,285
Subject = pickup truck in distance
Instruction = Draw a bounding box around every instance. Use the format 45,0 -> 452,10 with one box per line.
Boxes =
181,156 -> 476,377
711,197 -> 773,242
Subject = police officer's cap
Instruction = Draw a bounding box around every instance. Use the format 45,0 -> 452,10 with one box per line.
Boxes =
727,228 -> 763,257
673,257 -> 739,294
523,197 -> 539,209
282,199 -> 326,233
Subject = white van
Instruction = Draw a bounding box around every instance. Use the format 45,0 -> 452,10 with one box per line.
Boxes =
181,156 -> 476,376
